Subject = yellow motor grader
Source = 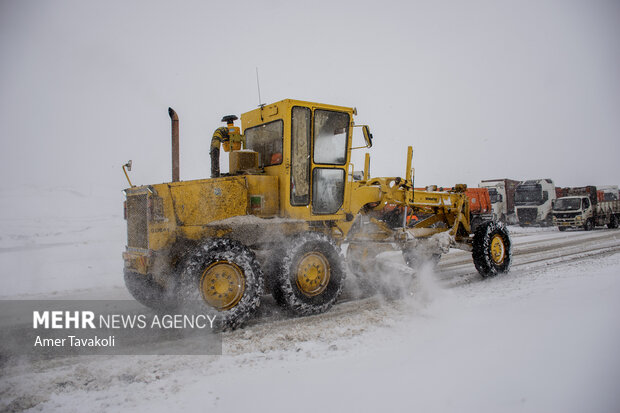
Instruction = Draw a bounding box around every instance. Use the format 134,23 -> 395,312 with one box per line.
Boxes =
122,99 -> 511,328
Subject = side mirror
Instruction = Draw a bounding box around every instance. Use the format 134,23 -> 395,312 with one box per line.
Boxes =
124,160 -> 132,171
362,125 -> 373,148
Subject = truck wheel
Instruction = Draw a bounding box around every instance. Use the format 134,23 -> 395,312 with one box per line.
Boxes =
124,270 -> 178,311
608,215 -> 618,229
583,219 -> 594,231
472,221 -> 512,277
179,238 -> 263,330
272,232 -> 345,316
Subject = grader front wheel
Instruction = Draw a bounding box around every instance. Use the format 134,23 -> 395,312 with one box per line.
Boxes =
271,232 -> 345,316
472,221 -> 512,277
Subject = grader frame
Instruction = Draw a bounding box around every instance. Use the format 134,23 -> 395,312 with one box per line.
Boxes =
122,99 -> 511,328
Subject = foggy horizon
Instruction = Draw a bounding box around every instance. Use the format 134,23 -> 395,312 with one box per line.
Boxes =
1,0 -> 619,197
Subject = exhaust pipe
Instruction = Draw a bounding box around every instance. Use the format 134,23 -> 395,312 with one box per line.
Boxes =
168,107 -> 179,182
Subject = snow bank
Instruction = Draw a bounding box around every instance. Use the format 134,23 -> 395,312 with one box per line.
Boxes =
0,185 -> 126,298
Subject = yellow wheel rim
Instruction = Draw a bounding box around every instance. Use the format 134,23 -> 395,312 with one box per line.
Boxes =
296,252 -> 330,297
490,234 -> 506,265
200,261 -> 245,311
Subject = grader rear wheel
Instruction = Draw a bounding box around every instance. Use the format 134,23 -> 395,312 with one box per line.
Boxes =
472,221 -> 512,277
271,232 -> 345,316
199,261 -> 246,311
179,238 -> 263,330
124,270 -> 178,311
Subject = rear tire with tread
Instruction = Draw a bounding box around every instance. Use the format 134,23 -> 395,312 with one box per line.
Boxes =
179,238 -> 263,330
271,232 -> 345,316
124,270 -> 178,311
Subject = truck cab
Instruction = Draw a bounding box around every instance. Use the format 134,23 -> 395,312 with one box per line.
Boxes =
479,182 -> 506,222
515,179 -> 556,226
552,196 -> 593,230
479,179 -> 520,224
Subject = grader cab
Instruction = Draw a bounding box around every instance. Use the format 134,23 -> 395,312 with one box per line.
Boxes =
123,99 -> 511,328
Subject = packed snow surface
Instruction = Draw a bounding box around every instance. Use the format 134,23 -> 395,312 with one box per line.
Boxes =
1,188 -> 620,412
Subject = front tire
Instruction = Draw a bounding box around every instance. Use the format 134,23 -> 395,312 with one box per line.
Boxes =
472,221 -> 512,277
179,238 -> 263,330
608,215 -> 618,229
271,232 -> 345,316
583,219 -> 594,231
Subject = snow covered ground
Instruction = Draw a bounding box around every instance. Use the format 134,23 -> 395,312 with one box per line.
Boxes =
1,188 -> 620,412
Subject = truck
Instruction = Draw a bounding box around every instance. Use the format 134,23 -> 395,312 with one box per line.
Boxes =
552,186 -> 620,231
597,185 -> 619,202
478,179 -> 520,224
122,99 -> 512,329
514,179 -> 556,226
465,188 -> 494,232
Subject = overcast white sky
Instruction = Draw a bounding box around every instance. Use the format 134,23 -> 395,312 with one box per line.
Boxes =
1,0 -> 619,195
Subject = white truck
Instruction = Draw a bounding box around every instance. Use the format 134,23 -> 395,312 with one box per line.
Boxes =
514,179 -> 556,226
553,186 -> 620,231
479,179 -> 520,224
598,185 -> 619,202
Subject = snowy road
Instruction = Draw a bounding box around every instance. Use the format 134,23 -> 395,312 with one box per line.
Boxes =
1,225 -> 620,412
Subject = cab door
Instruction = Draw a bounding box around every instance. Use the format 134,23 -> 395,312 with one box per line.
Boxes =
310,109 -> 350,216
290,107 -> 350,217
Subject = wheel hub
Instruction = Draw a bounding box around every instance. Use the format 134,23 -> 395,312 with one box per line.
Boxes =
200,261 -> 245,311
490,234 -> 506,264
296,252 -> 330,297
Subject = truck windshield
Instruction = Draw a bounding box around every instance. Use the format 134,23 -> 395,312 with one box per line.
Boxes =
515,185 -> 542,205
245,120 -> 283,167
487,188 -> 500,203
554,198 -> 581,211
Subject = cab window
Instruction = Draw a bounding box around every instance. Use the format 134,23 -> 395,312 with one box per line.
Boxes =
313,110 -> 349,165
312,168 -> 345,214
245,120 -> 283,167
582,197 -> 590,209
291,107 -> 311,206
